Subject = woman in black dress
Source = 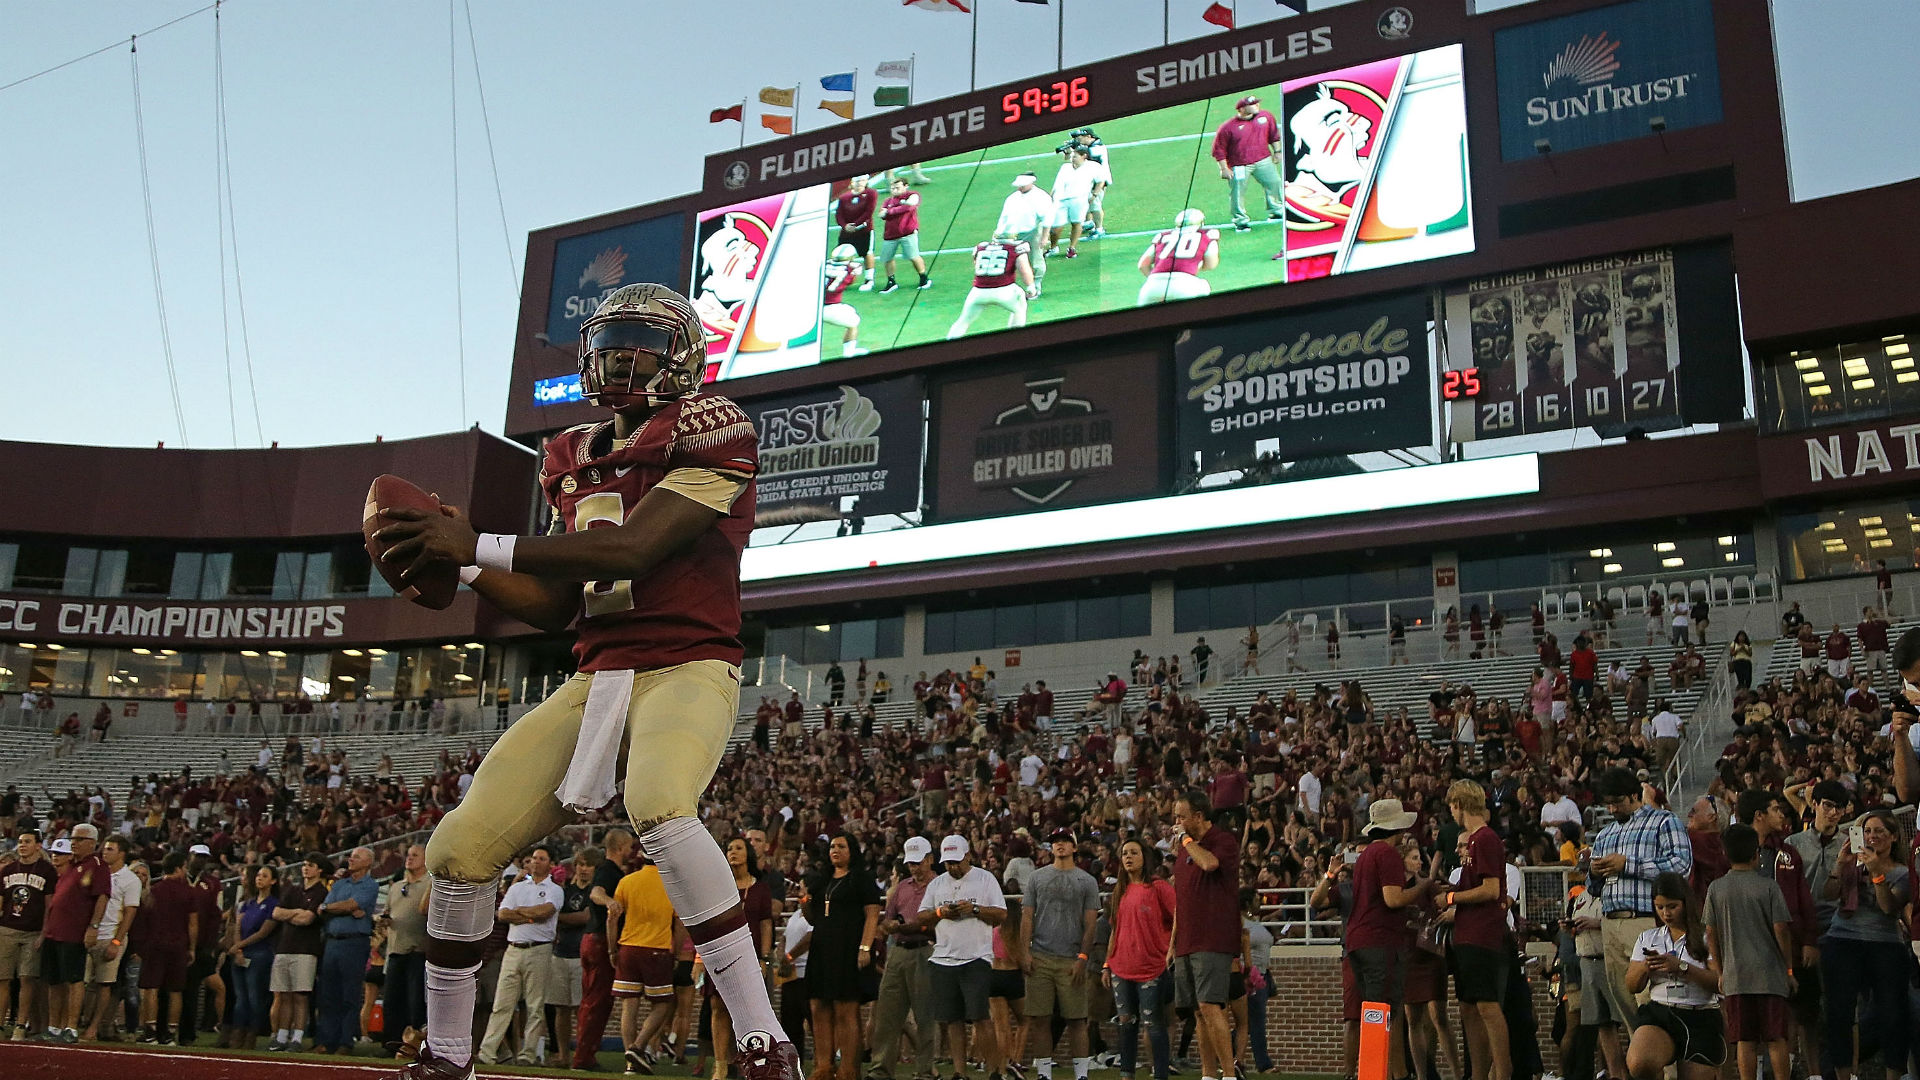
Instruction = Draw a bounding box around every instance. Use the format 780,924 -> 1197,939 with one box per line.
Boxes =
804,831 -> 880,1080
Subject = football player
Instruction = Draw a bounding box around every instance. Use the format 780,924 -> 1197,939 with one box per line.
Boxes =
946,233 -> 1035,339
370,284 -> 797,1080
1136,208 -> 1219,305
822,245 -> 867,357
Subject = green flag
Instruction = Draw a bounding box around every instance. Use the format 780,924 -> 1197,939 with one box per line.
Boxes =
873,85 -> 911,107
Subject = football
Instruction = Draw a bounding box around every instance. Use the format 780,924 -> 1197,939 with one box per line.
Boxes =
362,474 -> 461,610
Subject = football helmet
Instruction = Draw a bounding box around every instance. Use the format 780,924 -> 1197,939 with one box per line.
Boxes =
830,243 -> 860,265
576,283 -> 706,409
1173,208 -> 1206,229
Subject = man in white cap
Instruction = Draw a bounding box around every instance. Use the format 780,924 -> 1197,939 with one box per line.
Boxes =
1344,799 -> 1435,1080
995,174 -> 1054,295
870,837 -> 939,1080
918,835 -> 1007,1080
41,824 -> 109,1043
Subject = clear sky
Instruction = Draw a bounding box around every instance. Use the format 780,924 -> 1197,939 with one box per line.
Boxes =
1,0 -> 1913,451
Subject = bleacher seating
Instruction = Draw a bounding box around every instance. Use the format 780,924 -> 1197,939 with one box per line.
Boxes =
1191,638 -> 1716,731
1755,614 -> 1916,686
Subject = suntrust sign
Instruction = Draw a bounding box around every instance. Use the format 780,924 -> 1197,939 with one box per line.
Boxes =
1494,0 -> 1722,160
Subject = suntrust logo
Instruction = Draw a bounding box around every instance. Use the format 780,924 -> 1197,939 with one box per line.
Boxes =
1525,25 -> 1698,128
1542,32 -> 1620,91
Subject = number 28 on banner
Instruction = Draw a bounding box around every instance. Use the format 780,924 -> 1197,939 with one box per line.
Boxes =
1002,76 -> 1090,124
1440,368 -> 1482,401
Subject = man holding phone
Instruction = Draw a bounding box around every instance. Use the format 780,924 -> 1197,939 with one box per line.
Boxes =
920,836 -> 1008,1080
1588,767 -> 1694,1037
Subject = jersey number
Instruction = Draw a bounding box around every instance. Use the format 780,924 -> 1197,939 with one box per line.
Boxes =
1155,230 -> 1204,261
573,493 -> 635,618
973,245 -> 1010,277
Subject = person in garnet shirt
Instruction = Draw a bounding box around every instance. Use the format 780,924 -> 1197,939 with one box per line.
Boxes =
1345,799 -> 1437,1080
1171,790 -> 1239,1080
1439,780 -> 1511,1080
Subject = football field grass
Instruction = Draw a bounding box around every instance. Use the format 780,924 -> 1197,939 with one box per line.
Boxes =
830,87 -> 1296,357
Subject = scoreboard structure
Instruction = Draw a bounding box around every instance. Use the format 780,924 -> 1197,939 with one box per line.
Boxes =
506,0 -> 1794,594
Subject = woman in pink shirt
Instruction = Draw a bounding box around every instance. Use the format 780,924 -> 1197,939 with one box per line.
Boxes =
1102,841 -> 1177,1080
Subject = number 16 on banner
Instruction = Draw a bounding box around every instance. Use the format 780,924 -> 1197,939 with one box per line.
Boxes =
1359,1002 -> 1392,1080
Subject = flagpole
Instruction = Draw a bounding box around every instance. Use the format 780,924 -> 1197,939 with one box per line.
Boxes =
738,98 -> 746,148
909,52 -> 917,105
793,82 -> 803,134
1163,0 -> 1169,46
1057,0 -> 1065,72
852,69 -> 859,121
969,7 -> 978,91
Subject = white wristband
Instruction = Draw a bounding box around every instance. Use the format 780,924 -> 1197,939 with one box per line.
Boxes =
457,565 -> 482,585
475,534 -> 517,573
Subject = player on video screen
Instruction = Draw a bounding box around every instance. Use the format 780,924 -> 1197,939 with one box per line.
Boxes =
947,234 -> 1035,339
831,175 -> 879,291
1137,209 -> 1219,306
822,245 -> 866,357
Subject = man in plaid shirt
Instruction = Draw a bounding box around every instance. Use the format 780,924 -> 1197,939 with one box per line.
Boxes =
1587,766 -> 1692,1036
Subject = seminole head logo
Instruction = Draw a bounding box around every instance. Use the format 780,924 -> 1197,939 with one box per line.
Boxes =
578,246 -> 628,291
1541,31 -> 1621,92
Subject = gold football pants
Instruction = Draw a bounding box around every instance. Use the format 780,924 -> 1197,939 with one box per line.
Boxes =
426,659 -> 740,883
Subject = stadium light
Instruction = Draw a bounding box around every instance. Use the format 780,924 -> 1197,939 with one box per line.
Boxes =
742,453 -> 1541,583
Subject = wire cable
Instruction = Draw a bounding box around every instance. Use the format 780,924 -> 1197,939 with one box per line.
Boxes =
131,37 -> 190,447
212,0 -> 265,445
213,2 -> 237,445
0,3 -> 216,95
461,0 -> 518,292
450,0 -> 469,431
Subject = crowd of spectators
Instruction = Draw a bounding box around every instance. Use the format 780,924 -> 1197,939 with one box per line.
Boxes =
3,606 -> 1918,1080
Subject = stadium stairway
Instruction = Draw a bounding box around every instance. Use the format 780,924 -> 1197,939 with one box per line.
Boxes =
0,729 -> 453,800
1192,638 -> 1718,734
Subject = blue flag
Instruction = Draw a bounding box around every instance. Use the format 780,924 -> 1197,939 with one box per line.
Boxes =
820,72 -> 855,92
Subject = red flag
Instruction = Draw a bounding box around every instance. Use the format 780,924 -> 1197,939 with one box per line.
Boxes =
1202,2 -> 1234,29
902,0 -> 970,11
709,103 -> 743,124
761,114 -> 793,135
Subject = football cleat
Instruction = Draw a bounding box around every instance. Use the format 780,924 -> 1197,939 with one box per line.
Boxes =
382,1045 -> 476,1080
736,1031 -> 802,1080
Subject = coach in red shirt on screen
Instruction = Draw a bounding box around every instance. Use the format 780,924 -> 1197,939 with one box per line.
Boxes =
877,177 -> 929,293
832,175 -> 878,289
1210,95 -> 1283,232
1171,790 -> 1238,1080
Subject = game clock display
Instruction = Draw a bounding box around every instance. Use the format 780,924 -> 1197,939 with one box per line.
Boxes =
691,44 -> 1474,386
1002,77 -> 1090,124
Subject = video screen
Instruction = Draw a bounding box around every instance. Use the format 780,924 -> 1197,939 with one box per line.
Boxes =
694,44 -> 1471,385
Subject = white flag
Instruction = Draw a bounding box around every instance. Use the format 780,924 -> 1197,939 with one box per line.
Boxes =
875,58 -> 914,80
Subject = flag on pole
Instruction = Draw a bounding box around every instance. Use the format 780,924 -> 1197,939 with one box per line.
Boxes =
761,114 -> 793,134
875,59 -> 913,79
818,98 -> 855,119
820,72 -> 855,92
1201,2 -> 1234,29
1274,0 -> 1308,12
709,102 -> 743,123
873,85 -> 912,107
758,86 -> 796,107
902,0 -> 970,11
1014,0 -> 1049,4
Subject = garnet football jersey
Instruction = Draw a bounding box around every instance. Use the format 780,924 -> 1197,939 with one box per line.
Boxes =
823,264 -> 860,305
1143,228 -> 1218,275
539,395 -> 758,673
970,240 -> 1028,289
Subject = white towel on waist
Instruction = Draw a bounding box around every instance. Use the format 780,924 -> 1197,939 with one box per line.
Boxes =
556,668 -> 633,813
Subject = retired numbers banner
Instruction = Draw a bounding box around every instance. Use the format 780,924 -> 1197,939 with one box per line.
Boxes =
1173,292 -> 1433,477
932,351 -> 1164,522
1445,248 -> 1683,441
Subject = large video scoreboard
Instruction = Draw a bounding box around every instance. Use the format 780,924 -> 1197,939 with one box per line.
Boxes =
508,0 -> 1753,580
